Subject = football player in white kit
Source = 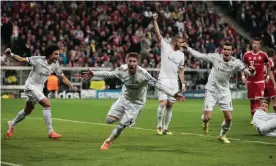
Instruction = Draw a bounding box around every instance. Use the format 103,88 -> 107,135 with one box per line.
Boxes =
182,42 -> 256,143
81,52 -> 185,150
153,13 -> 185,135
4,45 -> 76,139
253,100 -> 276,137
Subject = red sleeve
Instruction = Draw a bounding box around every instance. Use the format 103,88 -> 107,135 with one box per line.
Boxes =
264,53 -> 269,64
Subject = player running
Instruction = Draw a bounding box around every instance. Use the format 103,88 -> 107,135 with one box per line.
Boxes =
152,13 -> 185,135
182,42 -> 255,143
4,45 -> 76,139
253,99 -> 276,137
241,38 -> 270,124
264,49 -> 276,112
81,52 -> 185,150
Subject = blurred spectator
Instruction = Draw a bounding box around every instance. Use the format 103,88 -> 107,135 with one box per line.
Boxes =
217,1 -> 276,50
1,1 -> 252,69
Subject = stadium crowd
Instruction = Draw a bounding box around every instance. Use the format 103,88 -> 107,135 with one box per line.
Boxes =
217,1 -> 276,50
1,1 -> 251,69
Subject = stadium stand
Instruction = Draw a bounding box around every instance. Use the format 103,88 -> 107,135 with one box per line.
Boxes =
1,1 -> 251,69
216,1 -> 276,50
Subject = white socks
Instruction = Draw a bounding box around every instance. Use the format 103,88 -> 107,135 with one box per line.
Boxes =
43,107 -> 54,134
157,105 -> 166,128
11,109 -> 27,127
164,108 -> 172,130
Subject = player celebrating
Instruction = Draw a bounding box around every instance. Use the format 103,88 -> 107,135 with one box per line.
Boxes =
242,38 -> 270,124
253,99 -> 276,137
4,45 -> 76,139
81,52 -> 185,150
153,13 -> 185,135
182,42 -> 255,143
264,49 -> 276,112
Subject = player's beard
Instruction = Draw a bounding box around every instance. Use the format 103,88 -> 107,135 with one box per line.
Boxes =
223,54 -> 231,62
128,66 -> 136,75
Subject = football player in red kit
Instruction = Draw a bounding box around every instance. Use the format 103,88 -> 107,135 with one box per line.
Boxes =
242,38 -> 270,124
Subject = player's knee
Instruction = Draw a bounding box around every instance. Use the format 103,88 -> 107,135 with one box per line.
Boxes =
106,116 -> 118,124
225,117 -> 232,123
159,104 -> 166,109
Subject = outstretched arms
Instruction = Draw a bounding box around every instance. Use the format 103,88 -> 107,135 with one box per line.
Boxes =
4,48 -> 28,63
81,68 -> 120,80
181,43 -> 214,62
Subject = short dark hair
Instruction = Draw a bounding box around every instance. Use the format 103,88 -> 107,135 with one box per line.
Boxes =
172,36 -> 183,43
127,52 -> 139,60
253,37 -> 260,42
223,42 -> 233,48
45,44 -> 59,58
261,99 -> 269,105
267,48 -> 275,57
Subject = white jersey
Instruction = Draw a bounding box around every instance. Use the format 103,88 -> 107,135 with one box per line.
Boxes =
253,109 -> 276,136
187,47 -> 245,93
92,65 -> 176,105
25,56 -> 63,91
159,37 -> 185,79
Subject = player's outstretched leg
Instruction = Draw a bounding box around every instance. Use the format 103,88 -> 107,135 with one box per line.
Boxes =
163,103 -> 173,135
157,104 -> 166,135
6,101 -> 34,138
218,111 -> 232,144
101,123 -> 126,150
39,98 -> 61,139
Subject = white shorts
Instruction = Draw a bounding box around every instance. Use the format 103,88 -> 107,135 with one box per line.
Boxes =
108,96 -> 144,127
158,78 -> 179,102
24,86 -> 46,105
204,90 -> 233,111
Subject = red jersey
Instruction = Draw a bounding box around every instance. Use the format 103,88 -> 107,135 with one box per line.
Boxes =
243,51 -> 269,82
267,58 -> 276,85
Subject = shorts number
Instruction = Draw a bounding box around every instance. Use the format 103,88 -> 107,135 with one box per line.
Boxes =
261,91 -> 264,96
229,102 -> 232,107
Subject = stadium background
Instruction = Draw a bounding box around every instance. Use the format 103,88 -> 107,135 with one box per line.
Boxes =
1,1 -> 276,166
2,1 -> 275,99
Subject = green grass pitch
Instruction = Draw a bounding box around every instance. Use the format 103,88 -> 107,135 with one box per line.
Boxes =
1,99 -> 276,166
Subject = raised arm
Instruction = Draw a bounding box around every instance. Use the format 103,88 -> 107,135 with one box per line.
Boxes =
153,13 -> 162,43
4,48 -> 28,63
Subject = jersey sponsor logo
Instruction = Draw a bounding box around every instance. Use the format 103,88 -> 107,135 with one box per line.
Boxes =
217,68 -> 232,73
168,56 -> 179,65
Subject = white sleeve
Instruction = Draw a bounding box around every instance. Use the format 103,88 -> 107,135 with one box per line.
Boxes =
187,47 -> 216,63
92,67 -> 122,79
53,61 -> 64,76
142,69 -> 176,97
236,59 -> 246,72
26,56 -> 41,66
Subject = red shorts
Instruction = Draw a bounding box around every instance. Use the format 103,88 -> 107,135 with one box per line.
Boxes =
264,83 -> 276,98
247,82 -> 265,99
